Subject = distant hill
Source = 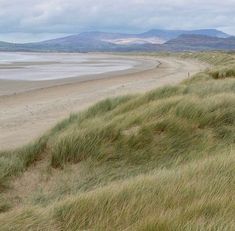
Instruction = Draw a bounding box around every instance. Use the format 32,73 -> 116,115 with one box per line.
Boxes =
139,29 -> 230,40
0,41 -> 17,51
164,34 -> 235,51
0,29 -> 234,52
38,29 -> 230,46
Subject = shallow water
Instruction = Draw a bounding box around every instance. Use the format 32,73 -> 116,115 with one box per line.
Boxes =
0,52 -> 139,81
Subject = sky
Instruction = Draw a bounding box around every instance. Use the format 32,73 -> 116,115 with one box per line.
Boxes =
0,0 -> 234,43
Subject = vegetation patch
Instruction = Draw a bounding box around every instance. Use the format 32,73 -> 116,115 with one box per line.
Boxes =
0,52 -> 234,230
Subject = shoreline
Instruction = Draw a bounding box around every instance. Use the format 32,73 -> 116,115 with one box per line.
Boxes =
0,55 -> 208,150
0,54 -> 158,96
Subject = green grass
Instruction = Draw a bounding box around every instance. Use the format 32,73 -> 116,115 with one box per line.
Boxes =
179,51 -> 235,65
0,52 -> 234,230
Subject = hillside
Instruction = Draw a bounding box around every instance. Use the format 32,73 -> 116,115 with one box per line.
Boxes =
140,29 -> 229,40
165,34 -> 235,51
0,52 -> 234,230
0,29 -> 233,52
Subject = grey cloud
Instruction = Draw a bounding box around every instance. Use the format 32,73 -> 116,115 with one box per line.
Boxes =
0,0 -> 234,42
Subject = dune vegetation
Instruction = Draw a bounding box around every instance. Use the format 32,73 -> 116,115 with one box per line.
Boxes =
0,52 -> 234,230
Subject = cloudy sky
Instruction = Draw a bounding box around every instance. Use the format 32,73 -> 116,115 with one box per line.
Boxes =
0,0 -> 234,42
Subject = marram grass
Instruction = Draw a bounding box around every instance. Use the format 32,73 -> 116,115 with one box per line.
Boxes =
0,52 -> 234,230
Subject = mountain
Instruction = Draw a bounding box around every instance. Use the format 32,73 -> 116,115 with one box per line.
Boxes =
0,41 -> 17,50
164,34 -> 235,51
39,31 -> 166,46
41,29 -> 229,46
140,29 -> 230,40
0,29 -> 233,52
30,36 -> 119,52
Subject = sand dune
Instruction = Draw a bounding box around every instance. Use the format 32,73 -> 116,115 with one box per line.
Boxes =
0,54 -> 207,150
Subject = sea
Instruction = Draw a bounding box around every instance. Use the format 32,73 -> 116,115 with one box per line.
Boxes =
0,52 -> 138,81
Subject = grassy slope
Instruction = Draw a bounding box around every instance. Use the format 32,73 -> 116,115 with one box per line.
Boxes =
0,52 -> 234,230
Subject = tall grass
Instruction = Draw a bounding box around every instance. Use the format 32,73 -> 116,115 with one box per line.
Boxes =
0,52 -> 234,230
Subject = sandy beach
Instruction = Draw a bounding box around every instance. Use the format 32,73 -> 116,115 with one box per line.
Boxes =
0,54 -> 207,150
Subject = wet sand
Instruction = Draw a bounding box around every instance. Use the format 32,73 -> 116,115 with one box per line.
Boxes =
0,54 -> 207,150
0,53 -> 156,95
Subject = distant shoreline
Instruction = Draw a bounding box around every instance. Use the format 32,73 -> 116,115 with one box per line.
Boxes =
0,53 -> 158,96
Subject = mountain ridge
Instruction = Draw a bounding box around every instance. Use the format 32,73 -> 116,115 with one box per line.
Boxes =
0,29 -> 234,52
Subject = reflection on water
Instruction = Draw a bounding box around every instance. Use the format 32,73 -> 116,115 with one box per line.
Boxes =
0,52 -> 138,81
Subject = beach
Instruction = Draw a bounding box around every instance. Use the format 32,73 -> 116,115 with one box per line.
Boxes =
0,53 -> 207,150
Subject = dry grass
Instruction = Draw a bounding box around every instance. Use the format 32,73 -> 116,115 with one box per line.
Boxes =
0,52 -> 234,230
